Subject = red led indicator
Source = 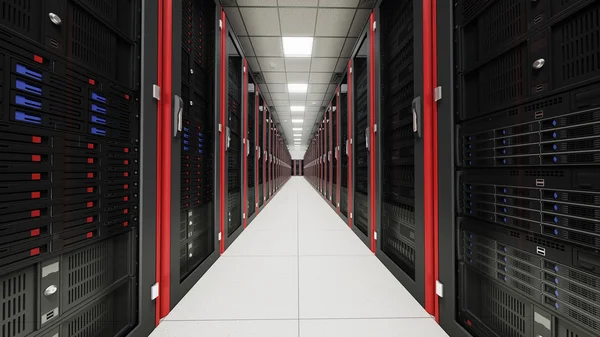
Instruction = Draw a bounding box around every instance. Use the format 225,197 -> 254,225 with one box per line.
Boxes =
124,94 -> 130,100
30,229 -> 40,237
87,187 -> 94,193
30,248 -> 40,256
123,209 -> 129,214
86,216 -> 94,223
124,148 -> 129,153
123,184 -> 129,189
32,136 -> 42,144
124,172 -> 129,177
31,173 -> 41,181
87,202 -> 93,208
88,143 -> 95,149
31,155 -> 41,162
86,232 -> 93,239
87,173 -> 94,178
124,160 -> 129,165
123,221 -> 129,227
123,196 -> 129,201
88,79 -> 96,85
31,191 -> 41,199
31,210 -> 41,217
33,55 -> 43,63
88,158 -> 94,164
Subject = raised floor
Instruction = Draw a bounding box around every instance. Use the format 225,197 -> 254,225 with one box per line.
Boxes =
150,177 -> 449,337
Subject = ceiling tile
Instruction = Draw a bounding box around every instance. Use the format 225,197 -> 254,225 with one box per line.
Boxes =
319,0 -> 360,7
262,72 -> 287,83
305,105 -> 321,111
239,8 -> 281,36
279,8 -> 317,36
315,8 -> 355,37
237,0 -> 277,5
247,57 -> 260,71
278,0 -> 319,6
289,100 -> 306,107
272,100 -> 289,106
251,37 -> 284,57
288,93 -> 307,101
285,58 -> 311,72
309,72 -> 332,84
313,38 -> 345,57
224,7 -> 247,37
271,92 -> 289,100
268,83 -> 288,93
310,58 -> 338,72
258,57 -> 285,72
328,84 -> 338,92
286,72 -> 309,83
308,84 -> 329,93
238,36 -> 254,56
348,9 -> 370,37
307,94 -> 324,101
340,37 -> 357,58
334,58 -> 347,73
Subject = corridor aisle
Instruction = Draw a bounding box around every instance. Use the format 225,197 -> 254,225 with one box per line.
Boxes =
150,177 -> 449,337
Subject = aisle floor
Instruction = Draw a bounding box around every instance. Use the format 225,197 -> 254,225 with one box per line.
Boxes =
150,177 -> 449,337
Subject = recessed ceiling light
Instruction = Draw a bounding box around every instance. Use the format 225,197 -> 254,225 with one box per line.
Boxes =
294,134 -> 301,137
282,37 -> 313,57
293,127 -> 302,131
291,106 -> 305,112
292,119 -> 303,123
288,84 -> 308,93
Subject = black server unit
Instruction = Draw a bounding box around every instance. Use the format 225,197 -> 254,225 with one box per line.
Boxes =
438,1 -> 600,337
0,0 -> 146,336
258,97 -> 264,208
169,0 -> 218,307
332,99 -> 338,207
222,32 -> 244,247
247,76 -> 256,221
325,110 -> 330,201
340,75 -> 350,220
352,31 -> 371,244
265,109 -> 271,201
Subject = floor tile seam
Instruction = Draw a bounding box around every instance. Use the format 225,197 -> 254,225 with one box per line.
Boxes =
161,316 -> 436,322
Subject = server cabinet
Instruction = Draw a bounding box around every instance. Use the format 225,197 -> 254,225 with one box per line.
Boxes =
327,105 -> 333,203
340,72 -> 351,223
258,97 -> 265,207
437,1 -> 600,337
220,26 -> 245,250
351,28 -> 373,246
246,72 -> 257,224
168,0 -> 219,310
374,0 -> 428,306
0,0 -> 156,336
264,109 -> 271,201
334,87 -> 341,212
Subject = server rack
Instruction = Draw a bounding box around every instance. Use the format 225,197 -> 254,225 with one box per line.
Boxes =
167,0 -> 220,312
374,0 -> 428,307
264,109 -> 271,202
258,97 -> 265,208
220,24 -> 245,250
351,28 -> 372,246
334,86 -> 341,212
437,1 -> 600,337
340,73 -> 351,222
246,71 -> 257,224
0,0 -> 157,336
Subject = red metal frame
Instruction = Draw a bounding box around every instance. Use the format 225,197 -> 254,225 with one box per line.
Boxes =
347,59 -> 353,228
422,0 -> 435,315
432,0 -> 440,322
243,59 -> 248,228
219,9 -> 227,254
255,86 -> 260,214
336,86 -> 341,212
369,12 -> 377,253
156,0 -> 164,324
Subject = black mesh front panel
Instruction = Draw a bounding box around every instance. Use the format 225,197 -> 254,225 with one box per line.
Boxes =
380,0 -> 416,279
353,39 -> 369,236
227,39 -> 242,235
340,80 -> 349,216
247,83 -> 256,217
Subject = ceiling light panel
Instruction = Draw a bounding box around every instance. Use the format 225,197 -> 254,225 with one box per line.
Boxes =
292,119 -> 304,123
287,83 -> 308,93
282,37 -> 313,57
290,106 -> 305,112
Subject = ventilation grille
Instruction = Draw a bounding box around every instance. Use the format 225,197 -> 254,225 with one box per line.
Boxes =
66,296 -> 113,337
66,240 -> 113,308
0,0 -> 39,40
480,281 -> 527,337
0,268 -> 34,337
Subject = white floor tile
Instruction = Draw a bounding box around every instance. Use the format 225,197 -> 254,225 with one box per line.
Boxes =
299,318 -> 449,337
299,228 -> 372,256
224,228 -> 298,256
150,320 -> 298,337
166,256 -> 298,320
299,255 -> 430,319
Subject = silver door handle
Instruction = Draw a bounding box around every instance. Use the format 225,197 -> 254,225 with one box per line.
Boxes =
365,127 -> 369,150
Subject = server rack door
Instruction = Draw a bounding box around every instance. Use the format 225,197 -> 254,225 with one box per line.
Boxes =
335,87 -> 341,212
374,0 -> 428,307
340,74 -> 350,221
439,1 -> 600,337
328,105 -> 333,203
265,109 -> 270,200
254,89 -> 260,214
260,99 -> 266,206
169,0 -> 219,309
0,0 -> 152,335
351,30 -> 372,246
347,61 -> 355,228
247,73 -> 257,222
321,119 -> 326,196
222,30 -> 244,250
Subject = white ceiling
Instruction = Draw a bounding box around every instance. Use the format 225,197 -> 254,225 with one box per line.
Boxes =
223,0 -> 374,156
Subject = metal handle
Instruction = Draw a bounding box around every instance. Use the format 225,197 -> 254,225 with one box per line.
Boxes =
412,96 -> 422,139
247,141 -> 250,157
173,95 -> 183,138
365,127 -> 370,150
346,140 -> 348,156
258,147 -> 261,159
226,127 -> 231,150
44,285 -> 58,297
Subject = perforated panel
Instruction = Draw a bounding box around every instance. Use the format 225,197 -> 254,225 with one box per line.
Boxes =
0,267 -> 34,337
0,0 -> 40,41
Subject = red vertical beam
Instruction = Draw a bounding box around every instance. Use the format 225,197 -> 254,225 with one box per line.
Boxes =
336,87 -> 341,212
155,0 -> 164,324
255,86 -> 260,214
219,9 -> 227,254
243,59 -> 248,228
347,60 -> 353,228
329,104 -> 333,203
369,12 -> 377,253
423,0 -> 435,315
432,0 -> 440,323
